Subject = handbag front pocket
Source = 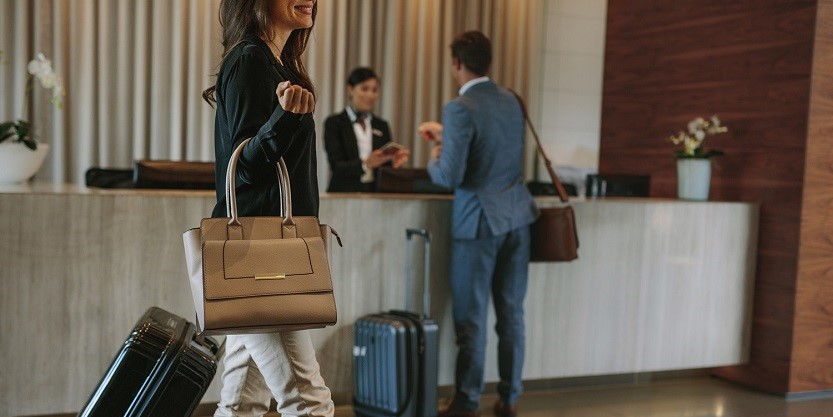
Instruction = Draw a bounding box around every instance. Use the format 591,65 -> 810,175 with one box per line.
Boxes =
203,237 -> 332,300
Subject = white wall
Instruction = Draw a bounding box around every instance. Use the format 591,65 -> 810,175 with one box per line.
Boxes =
536,0 -> 607,177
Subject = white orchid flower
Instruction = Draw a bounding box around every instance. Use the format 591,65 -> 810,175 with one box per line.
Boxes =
687,117 -> 705,134
51,81 -> 66,109
40,74 -> 57,89
684,137 -> 700,155
670,115 -> 729,157
27,53 -> 52,77
25,52 -> 65,108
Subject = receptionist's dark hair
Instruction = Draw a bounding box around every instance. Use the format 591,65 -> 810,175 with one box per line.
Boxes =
346,67 -> 379,87
450,31 -> 492,76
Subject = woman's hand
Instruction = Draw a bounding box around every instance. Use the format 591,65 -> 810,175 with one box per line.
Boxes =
365,149 -> 391,169
277,81 -> 315,114
392,149 -> 411,168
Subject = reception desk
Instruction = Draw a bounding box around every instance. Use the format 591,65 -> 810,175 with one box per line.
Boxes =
0,184 -> 758,417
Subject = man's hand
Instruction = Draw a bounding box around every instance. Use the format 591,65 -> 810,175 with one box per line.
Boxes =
418,121 -> 443,143
430,144 -> 442,160
277,81 -> 315,114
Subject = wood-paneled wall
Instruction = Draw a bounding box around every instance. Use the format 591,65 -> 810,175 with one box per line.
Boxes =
599,0 -> 830,394
793,0 -> 833,393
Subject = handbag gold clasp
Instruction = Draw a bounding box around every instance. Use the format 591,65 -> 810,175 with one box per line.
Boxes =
256,274 -> 287,280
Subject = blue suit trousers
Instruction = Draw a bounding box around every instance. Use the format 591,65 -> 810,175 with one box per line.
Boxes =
450,218 -> 531,410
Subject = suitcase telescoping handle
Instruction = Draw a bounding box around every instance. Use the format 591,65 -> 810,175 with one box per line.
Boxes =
405,228 -> 431,317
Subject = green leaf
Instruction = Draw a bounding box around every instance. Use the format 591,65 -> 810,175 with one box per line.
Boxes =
674,148 -> 724,159
14,121 -> 30,140
0,122 -> 13,136
21,138 -> 37,150
0,122 -> 17,144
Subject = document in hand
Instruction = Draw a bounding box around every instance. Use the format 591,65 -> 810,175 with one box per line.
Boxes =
379,141 -> 407,156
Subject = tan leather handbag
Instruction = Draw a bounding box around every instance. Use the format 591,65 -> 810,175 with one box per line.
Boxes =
183,138 -> 340,335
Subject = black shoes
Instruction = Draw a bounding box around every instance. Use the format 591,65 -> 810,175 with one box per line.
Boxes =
493,399 -> 517,417
437,397 -> 517,417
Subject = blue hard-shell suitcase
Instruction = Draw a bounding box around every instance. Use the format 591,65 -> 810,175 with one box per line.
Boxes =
77,306 -> 222,417
353,229 -> 439,417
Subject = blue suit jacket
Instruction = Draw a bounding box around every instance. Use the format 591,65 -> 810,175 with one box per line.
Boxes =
428,81 -> 539,239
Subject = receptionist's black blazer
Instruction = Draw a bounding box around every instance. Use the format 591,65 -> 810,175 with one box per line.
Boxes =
323,110 -> 392,192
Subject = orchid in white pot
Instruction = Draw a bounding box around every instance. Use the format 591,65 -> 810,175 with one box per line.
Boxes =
0,52 -> 65,150
0,52 -> 65,183
668,115 -> 729,200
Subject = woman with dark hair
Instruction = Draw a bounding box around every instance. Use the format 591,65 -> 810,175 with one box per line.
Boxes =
323,67 -> 409,192
202,1 -> 334,416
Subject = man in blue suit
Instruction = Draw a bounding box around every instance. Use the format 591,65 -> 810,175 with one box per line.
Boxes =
424,31 -> 539,417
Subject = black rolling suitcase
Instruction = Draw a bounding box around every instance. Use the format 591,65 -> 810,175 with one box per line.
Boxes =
353,228 -> 439,417
77,306 -> 222,417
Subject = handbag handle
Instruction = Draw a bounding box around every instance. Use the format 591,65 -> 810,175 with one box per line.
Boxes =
510,90 -> 570,204
224,138 -> 294,228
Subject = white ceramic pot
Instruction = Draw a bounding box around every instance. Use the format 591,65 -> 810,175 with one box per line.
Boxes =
676,158 -> 711,201
0,141 -> 50,184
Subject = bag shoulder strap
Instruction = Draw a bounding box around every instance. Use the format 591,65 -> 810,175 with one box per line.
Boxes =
510,89 -> 571,203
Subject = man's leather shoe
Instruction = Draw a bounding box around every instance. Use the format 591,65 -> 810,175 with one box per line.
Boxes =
493,399 -> 517,417
438,405 -> 481,417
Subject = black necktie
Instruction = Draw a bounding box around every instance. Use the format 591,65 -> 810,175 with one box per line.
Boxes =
355,112 -> 367,125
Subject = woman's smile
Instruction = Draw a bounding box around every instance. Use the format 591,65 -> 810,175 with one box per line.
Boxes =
294,3 -> 314,15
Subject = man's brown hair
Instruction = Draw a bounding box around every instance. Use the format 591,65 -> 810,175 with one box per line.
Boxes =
450,31 -> 492,76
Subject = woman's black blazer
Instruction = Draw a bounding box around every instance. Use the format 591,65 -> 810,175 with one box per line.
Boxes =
323,110 -> 392,192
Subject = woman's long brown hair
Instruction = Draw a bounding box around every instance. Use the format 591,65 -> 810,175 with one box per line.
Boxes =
202,0 -> 317,106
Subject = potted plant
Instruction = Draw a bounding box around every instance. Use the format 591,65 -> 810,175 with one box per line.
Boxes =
0,52 -> 65,184
668,115 -> 728,201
